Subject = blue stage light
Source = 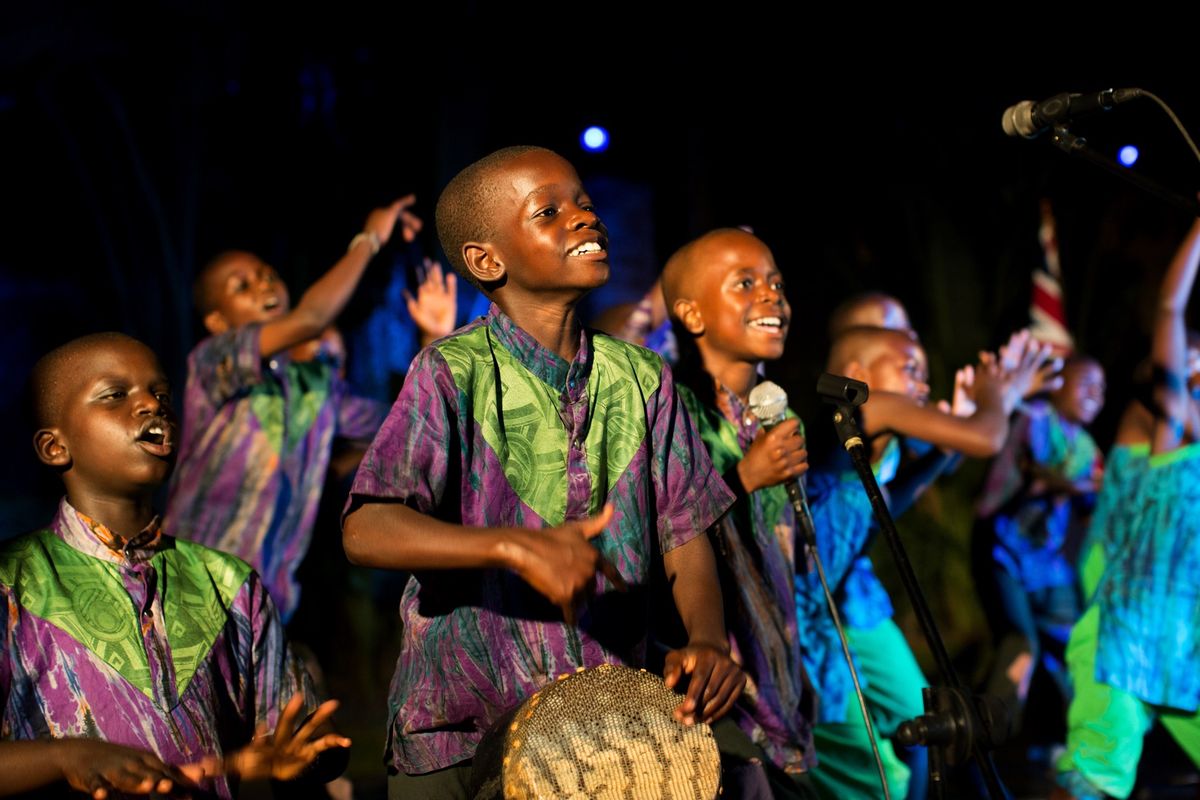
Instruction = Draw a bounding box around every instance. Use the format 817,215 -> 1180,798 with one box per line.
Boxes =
1118,145 -> 1139,167
581,126 -> 609,152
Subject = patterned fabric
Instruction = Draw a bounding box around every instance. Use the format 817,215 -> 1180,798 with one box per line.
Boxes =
1079,444 -> 1148,600
978,401 -> 1102,592
167,324 -> 386,622
0,499 -> 313,800
347,303 -> 734,775
1094,442 -> 1200,711
677,382 -> 816,772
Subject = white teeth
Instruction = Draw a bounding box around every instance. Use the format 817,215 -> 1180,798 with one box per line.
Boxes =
569,241 -> 602,256
149,425 -> 163,435
749,317 -> 782,328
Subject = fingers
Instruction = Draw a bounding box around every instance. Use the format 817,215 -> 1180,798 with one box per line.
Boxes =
663,650 -> 683,690
580,504 -> 614,540
291,699 -> 340,746
679,653 -> 713,724
274,692 -> 307,745
393,193 -> 417,212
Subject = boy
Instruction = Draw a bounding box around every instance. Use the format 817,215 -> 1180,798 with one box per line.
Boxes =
1,333 -> 349,799
804,325 -> 1049,798
167,197 -> 417,622
342,146 -> 743,798
659,228 -> 817,798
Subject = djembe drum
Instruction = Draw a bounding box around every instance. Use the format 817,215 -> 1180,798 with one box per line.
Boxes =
470,664 -> 721,800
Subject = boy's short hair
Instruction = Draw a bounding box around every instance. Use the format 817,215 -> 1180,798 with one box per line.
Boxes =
660,228 -> 766,326
828,292 -> 907,339
435,145 -> 553,292
193,250 -> 252,317
826,325 -> 919,374
30,332 -> 144,429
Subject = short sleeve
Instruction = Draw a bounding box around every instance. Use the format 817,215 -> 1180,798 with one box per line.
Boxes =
649,363 -> 735,553
344,345 -> 459,520
189,326 -> 264,408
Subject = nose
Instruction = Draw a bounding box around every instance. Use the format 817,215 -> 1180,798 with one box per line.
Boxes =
568,204 -> 602,231
134,391 -> 163,416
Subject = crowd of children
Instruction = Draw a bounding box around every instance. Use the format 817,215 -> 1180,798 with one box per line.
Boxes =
2,143 -> 1198,800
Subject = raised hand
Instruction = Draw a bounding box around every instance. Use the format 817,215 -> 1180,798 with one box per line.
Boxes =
405,259 -> 458,344
364,194 -> 422,248
663,642 -> 746,725
503,504 -> 628,624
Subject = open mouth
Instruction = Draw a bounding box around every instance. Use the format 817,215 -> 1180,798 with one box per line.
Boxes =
137,420 -> 174,456
262,297 -> 282,312
567,240 -> 607,258
748,316 -> 786,332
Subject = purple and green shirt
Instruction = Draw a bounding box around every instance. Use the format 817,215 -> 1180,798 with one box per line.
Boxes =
0,499 -> 313,800
347,304 -> 733,775
167,325 -> 387,622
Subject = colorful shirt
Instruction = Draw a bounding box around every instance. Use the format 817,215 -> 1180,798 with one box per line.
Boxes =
678,383 -> 816,772
167,324 -> 387,622
0,499 -> 312,800
347,303 -> 733,775
977,401 -> 1102,592
1094,442 -> 1200,711
798,439 -> 900,724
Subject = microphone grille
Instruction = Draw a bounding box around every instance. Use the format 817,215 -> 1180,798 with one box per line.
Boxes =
748,380 -> 789,426
1001,99 -> 1037,138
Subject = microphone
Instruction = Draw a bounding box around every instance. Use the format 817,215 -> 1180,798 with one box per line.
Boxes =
747,381 -> 814,541
1001,88 -> 1142,138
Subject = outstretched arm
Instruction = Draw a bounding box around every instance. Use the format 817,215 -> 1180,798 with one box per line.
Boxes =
259,196 -> 419,357
1150,216 -> 1200,453
0,740 -> 193,799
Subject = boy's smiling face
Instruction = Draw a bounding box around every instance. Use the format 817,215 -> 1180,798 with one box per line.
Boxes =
684,231 -> 791,364
466,150 -> 610,298
37,338 -> 178,497
204,253 -> 291,334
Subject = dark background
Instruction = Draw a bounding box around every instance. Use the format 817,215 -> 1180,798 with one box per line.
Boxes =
3,9 -> 1199,793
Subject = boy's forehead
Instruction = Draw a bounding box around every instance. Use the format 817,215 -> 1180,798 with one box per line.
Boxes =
494,151 -> 582,202
694,231 -> 776,277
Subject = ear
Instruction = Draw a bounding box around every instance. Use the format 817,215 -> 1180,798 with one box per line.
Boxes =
204,309 -> 230,336
33,428 -> 70,468
673,299 -> 705,335
463,243 -> 506,286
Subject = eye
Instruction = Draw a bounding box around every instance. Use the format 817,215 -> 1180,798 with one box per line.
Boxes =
155,391 -> 172,404
534,206 -> 558,219
103,389 -> 126,400
735,278 -> 754,290
580,201 -> 596,213
771,279 -> 786,292
233,278 -> 250,293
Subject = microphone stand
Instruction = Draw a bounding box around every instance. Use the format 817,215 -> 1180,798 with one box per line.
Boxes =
1050,125 -> 1200,217
817,374 -> 1010,800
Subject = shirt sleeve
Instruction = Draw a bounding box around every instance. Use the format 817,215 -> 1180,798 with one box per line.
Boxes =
242,572 -> 316,733
344,345 -> 460,520
650,362 -> 735,553
188,325 -> 265,408
333,383 -> 389,444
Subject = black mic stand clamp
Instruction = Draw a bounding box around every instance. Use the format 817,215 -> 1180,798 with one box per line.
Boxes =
816,373 -> 1011,799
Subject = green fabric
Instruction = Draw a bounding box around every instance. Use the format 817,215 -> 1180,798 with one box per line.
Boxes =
439,328 -> 659,525
809,618 -> 925,799
1059,602 -> 1200,799
248,358 -> 333,453
0,530 -> 250,701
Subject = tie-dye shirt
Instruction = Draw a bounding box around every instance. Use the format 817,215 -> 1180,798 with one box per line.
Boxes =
677,383 -> 817,772
1094,442 -> 1200,711
167,324 -> 386,622
347,304 -> 733,775
0,499 -> 312,800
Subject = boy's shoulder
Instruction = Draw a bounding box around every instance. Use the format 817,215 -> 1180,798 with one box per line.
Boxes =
590,331 -> 666,393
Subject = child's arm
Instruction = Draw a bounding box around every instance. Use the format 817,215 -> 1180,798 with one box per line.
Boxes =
1149,216 -> 1200,453
0,740 -> 192,798
344,503 -> 626,623
661,534 -> 746,725
258,196 -> 419,358
404,258 -> 459,348
735,417 -> 808,494
861,337 -> 1052,458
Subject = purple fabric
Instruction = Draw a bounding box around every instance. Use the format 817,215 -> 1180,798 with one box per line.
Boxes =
346,304 -> 734,775
167,324 -> 386,621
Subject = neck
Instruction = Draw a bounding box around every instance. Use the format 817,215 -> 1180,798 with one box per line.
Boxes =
495,294 -> 583,362
64,485 -> 157,541
698,347 -> 759,405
